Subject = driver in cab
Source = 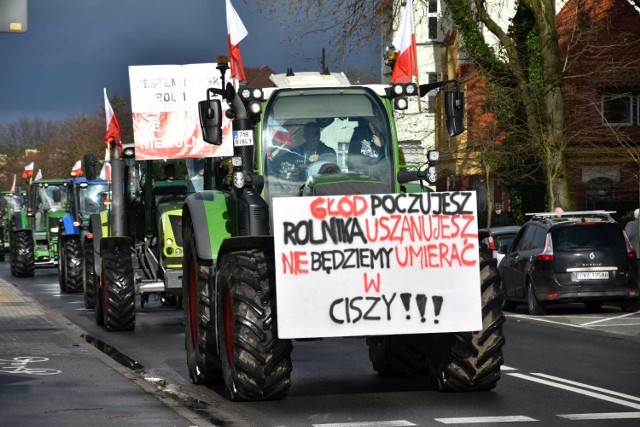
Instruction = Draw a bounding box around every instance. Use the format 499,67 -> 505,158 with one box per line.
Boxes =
292,122 -> 336,164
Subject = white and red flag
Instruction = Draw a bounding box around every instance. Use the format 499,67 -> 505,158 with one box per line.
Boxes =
391,0 -> 418,83
99,148 -> 112,181
34,169 -> 43,181
226,0 -> 248,81
71,160 -> 83,176
104,88 -> 122,150
22,162 -> 34,179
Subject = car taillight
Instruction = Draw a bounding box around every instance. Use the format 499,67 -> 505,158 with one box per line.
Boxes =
535,232 -> 554,262
488,236 -> 496,250
623,232 -> 637,259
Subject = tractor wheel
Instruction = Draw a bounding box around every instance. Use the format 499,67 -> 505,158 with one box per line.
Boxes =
182,217 -> 221,384
11,230 -> 35,278
83,238 -> 96,309
101,244 -> 135,331
217,249 -> 292,401
58,236 -> 68,292
426,256 -> 505,392
367,335 -> 429,376
63,237 -> 83,293
94,271 -> 104,326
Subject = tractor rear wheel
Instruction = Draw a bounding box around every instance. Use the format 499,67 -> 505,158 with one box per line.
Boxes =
11,230 -> 35,278
426,256 -> 505,391
102,244 -> 135,331
217,249 -> 292,401
183,216 -> 221,383
83,238 -> 96,309
62,237 -> 83,293
58,235 -> 68,292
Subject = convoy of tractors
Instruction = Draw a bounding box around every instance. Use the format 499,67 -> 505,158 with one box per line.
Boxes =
2,57 -> 505,402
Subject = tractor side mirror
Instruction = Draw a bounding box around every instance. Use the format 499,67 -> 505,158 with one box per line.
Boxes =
84,153 -> 97,181
199,99 -> 223,145
445,90 -> 465,137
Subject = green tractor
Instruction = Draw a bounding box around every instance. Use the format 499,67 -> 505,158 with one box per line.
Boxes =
10,179 -> 69,277
57,161 -> 109,296
0,190 -> 25,262
85,144 -> 205,331
181,58 -> 505,401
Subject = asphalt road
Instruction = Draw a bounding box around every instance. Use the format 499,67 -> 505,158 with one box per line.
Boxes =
2,263 -> 640,427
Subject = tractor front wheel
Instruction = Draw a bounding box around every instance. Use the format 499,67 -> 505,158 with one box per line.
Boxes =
182,216 -> 221,383
426,256 -> 505,391
217,249 -> 292,401
101,244 -> 135,331
83,238 -> 96,309
62,237 -> 83,293
11,230 -> 34,278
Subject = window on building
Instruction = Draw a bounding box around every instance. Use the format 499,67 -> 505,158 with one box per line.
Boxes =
428,0 -> 437,13
428,16 -> 438,40
601,94 -> 633,126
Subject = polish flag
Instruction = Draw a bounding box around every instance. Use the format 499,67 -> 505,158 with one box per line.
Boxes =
34,169 -> 43,181
22,162 -> 34,179
226,0 -> 248,81
104,88 -> 122,150
71,160 -> 83,176
99,148 -> 112,181
391,0 -> 418,83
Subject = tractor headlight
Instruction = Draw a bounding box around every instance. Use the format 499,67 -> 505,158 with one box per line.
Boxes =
175,248 -> 183,256
233,171 -> 244,189
165,238 -> 173,247
249,101 -> 262,115
427,150 -> 440,162
394,97 -> 409,110
50,227 -> 59,233
231,156 -> 243,168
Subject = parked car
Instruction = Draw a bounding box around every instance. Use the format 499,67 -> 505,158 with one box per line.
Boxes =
498,210 -> 639,315
478,226 -> 521,267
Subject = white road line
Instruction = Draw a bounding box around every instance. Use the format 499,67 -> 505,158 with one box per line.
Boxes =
506,314 -> 583,328
580,312 -> 639,327
588,323 -> 640,327
530,373 -> 640,403
558,412 -> 640,420
501,365 -> 518,371
508,373 -> 640,410
313,421 -> 415,427
434,416 -> 537,424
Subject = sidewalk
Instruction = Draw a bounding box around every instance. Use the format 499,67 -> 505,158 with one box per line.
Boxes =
0,276 -> 198,427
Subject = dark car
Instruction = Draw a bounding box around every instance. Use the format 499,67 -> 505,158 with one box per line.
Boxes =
498,210 -> 639,315
478,226 -> 521,267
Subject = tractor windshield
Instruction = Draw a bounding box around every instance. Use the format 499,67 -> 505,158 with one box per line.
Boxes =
79,183 -> 109,220
34,184 -> 66,232
261,87 -> 394,199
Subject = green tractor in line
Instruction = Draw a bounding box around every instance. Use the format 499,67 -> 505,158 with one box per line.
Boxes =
0,190 -> 25,262
9,179 -> 69,277
85,144 -> 205,331
180,58 -> 505,401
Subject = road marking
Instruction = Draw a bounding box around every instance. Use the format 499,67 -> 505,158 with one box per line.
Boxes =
0,290 -> 9,303
434,416 -> 536,424
506,314 -> 583,328
558,412 -> 640,420
501,365 -> 518,371
313,422 -> 415,427
580,312 -> 639,327
0,356 -> 61,375
530,373 -> 640,403
508,373 -> 640,410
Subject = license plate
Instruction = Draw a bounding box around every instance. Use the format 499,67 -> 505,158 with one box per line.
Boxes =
233,130 -> 253,147
576,271 -> 609,280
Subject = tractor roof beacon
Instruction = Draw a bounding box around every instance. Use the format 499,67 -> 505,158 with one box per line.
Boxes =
181,57 -> 505,401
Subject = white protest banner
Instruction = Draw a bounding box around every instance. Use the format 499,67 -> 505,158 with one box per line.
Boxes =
273,191 -> 482,339
128,63 -> 233,160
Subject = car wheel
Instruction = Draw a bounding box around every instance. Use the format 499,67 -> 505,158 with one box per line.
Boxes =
526,280 -> 545,315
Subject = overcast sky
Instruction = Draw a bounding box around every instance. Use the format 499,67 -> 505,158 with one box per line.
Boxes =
0,0 -> 378,124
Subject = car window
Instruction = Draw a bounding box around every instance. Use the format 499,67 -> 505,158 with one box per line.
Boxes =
552,223 -> 626,251
530,226 -> 546,250
495,234 -> 516,249
516,225 -> 537,251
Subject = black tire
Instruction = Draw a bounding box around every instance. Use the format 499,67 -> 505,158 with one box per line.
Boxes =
58,235 -> 68,292
367,335 -> 428,375
11,230 -> 35,278
83,237 -> 96,309
102,245 -> 136,331
621,298 -> 639,313
182,217 -> 221,384
94,271 -> 104,326
526,280 -> 545,315
63,237 -> 83,293
217,249 -> 292,401
426,256 -> 506,392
